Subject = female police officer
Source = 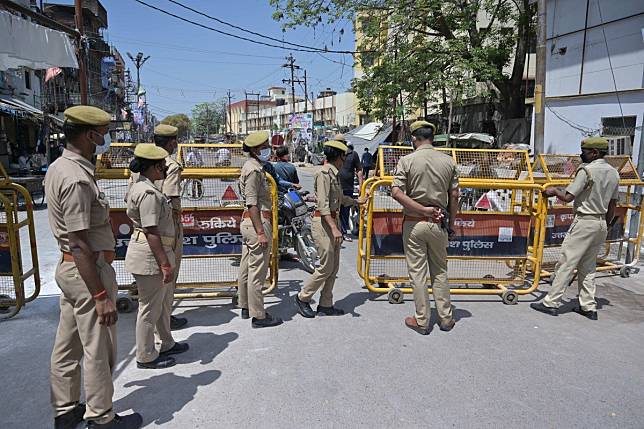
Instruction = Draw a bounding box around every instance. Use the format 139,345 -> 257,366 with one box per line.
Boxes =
125,144 -> 189,368
238,131 -> 283,328
294,140 -> 366,318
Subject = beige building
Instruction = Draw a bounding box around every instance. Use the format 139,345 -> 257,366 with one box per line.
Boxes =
227,88 -> 358,135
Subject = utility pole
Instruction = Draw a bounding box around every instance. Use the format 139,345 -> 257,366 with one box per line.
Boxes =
127,52 -> 150,95
303,70 -> 308,113
282,54 -> 306,117
227,89 -> 232,135
205,104 -> 210,142
534,0 -> 547,154
74,0 -> 88,104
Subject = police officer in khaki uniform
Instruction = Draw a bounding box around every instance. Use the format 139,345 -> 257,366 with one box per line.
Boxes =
152,124 -> 187,331
125,144 -> 189,369
531,136 -> 619,320
294,140 -> 366,318
391,121 -> 459,335
238,131 -> 283,328
46,106 -> 142,429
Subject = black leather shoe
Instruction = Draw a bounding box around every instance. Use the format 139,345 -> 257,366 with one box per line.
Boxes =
252,313 -> 283,328
530,302 -> 558,316
136,355 -> 176,369
294,295 -> 316,318
160,342 -> 189,356
241,308 -> 250,319
55,403 -> 85,429
572,306 -> 598,320
86,413 -> 143,429
170,315 -> 187,330
317,305 -> 345,316
439,318 -> 456,332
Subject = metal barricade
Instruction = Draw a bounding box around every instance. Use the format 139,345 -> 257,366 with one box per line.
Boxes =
358,145 -> 546,305
0,164 -> 41,320
533,154 -> 644,279
96,143 -> 279,311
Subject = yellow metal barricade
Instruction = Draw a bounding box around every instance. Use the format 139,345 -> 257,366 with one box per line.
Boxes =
96,143 -> 279,310
533,154 -> 644,279
358,145 -> 546,304
0,165 -> 41,320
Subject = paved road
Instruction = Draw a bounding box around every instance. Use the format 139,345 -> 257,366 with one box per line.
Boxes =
2,168 -> 644,428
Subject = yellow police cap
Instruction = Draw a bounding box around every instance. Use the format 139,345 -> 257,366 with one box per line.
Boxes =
324,140 -> 348,153
581,136 -> 608,150
134,143 -> 168,160
154,124 -> 178,137
64,105 -> 110,126
410,120 -> 436,133
334,133 -> 348,143
245,131 -> 269,148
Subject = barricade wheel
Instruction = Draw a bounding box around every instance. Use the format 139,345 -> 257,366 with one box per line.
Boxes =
116,297 -> 135,313
619,267 -> 631,278
482,274 -> 496,289
0,294 -> 13,314
388,288 -> 404,304
501,290 -> 518,305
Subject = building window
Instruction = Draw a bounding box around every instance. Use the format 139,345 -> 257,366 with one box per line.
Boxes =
24,69 -> 31,90
602,116 -> 636,156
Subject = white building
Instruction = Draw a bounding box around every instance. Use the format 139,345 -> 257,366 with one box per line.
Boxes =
541,0 -> 644,162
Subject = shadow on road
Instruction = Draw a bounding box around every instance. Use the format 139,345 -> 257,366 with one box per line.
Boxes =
265,279 -> 303,322
334,291 -> 371,317
116,370 -> 221,427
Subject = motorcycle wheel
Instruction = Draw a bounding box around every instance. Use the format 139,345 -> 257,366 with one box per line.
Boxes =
296,226 -> 319,274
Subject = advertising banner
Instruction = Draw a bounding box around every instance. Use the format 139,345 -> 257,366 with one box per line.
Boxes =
370,213 -> 531,257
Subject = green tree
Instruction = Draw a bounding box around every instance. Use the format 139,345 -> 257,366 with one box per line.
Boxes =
160,113 -> 191,140
191,99 -> 227,139
271,0 -> 534,123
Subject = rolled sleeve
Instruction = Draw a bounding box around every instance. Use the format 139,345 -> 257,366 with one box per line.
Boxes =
162,163 -> 182,197
61,181 -> 92,232
566,169 -> 587,197
244,170 -> 261,207
316,172 -> 332,215
391,158 -> 407,192
139,192 -> 161,228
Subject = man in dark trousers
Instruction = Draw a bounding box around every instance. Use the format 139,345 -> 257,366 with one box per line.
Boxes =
336,135 -> 363,241
361,147 -> 374,179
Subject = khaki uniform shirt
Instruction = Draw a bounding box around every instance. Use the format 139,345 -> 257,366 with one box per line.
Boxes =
124,176 -> 176,275
44,149 -> 115,253
316,163 -> 354,216
240,157 -> 272,211
566,158 -> 619,215
126,154 -> 182,212
392,144 -> 459,215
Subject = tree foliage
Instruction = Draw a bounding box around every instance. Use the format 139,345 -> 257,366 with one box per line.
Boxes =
270,0 -> 534,123
160,113 -> 191,140
191,99 -> 228,137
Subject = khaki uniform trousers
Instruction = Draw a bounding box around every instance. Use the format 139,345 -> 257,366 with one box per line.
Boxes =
238,218 -> 271,319
156,216 -> 182,346
544,215 -> 607,311
403,220 -> 453,328
50,253 -> 117,425
298,217 -> 340,307
134,274 -> 175,363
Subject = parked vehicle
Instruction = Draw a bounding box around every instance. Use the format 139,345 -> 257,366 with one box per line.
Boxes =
278,189 -> 319,273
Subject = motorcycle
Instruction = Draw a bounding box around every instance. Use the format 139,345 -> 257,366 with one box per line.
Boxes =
278,189 -> 319,273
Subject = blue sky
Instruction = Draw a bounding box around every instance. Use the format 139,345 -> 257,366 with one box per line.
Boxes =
71,0 -> 355,118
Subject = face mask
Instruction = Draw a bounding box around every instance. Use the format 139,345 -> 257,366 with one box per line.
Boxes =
92,131 -> 111,156
258,147 -> 272,162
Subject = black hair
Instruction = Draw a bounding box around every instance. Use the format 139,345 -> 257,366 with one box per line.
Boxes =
62,121 -> 93,142
364,147 -> 369,151
348,144 -> 354,150
129,156 -> 162,173
598,150 -> 608,158
153,134 -> 174,150
412,126 -> 434,142
276,146 -> 289,158
242,143 -> 251,153
324,145 -> 345,162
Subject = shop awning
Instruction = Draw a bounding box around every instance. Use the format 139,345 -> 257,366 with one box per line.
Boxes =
0,10 -> 78,71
